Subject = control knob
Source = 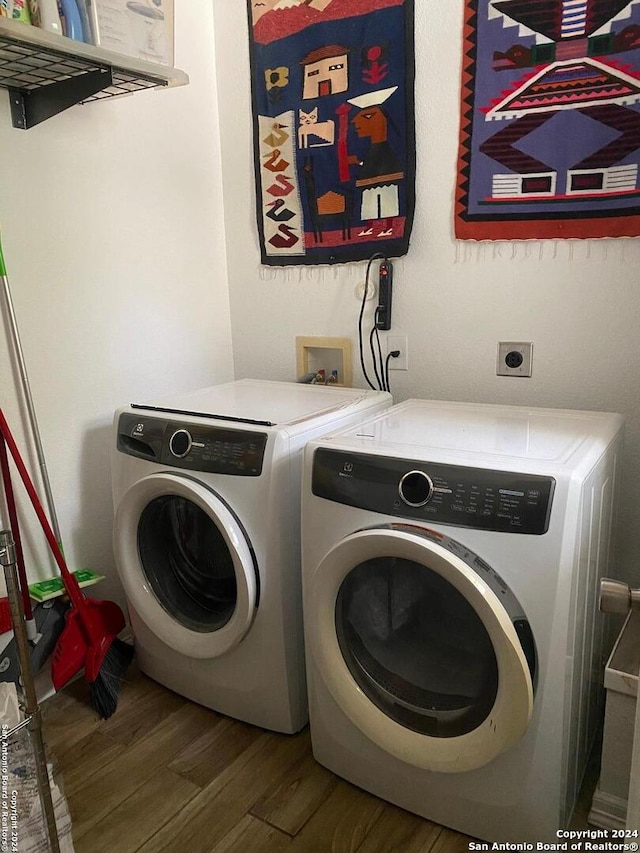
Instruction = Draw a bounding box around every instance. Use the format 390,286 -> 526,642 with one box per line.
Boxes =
169,429 -> 193,458
399,470 -> 434,507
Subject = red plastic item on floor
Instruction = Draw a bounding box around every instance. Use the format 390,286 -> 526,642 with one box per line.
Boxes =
0,598 -> 11,634
0,408 -> 125,689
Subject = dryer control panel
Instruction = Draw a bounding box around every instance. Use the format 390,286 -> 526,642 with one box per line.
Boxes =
117,413 -> 268,476
312,448 -> 555,534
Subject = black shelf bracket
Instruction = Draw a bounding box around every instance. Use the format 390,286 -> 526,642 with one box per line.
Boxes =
9,67 -> 113,129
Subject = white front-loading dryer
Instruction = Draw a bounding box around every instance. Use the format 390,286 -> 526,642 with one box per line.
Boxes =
111,379 -> 391,733
302,399 -> 624,838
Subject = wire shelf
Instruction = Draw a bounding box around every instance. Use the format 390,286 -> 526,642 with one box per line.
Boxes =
0,18 -> 188,126
0,34 -> 162,98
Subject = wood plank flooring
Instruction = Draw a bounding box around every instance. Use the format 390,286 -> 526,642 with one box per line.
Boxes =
40,666 -> 596,853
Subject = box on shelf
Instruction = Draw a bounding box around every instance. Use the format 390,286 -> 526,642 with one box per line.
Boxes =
0,0 -> 30,22
86,0 -> 174,65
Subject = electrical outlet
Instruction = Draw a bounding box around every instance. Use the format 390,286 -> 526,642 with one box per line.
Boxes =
387,335 -> 408,371
497,342 -> 533,377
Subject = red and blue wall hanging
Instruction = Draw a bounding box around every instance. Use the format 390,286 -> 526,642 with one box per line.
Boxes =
247,0 -> 415,266
456,0 -> 640,240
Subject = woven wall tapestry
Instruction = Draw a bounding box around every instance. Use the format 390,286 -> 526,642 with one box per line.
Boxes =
247,0 -> 415,266
456,0 -> 640,240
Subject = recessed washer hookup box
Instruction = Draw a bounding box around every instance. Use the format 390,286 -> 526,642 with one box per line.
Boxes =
87,0 -> 174,65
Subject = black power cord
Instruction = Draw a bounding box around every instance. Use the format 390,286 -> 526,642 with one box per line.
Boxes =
358,253 -> 385,390
384,349 -> 401,393
358,253 -> 401,393
372,307 -> 386,390
368,325 -> 383,390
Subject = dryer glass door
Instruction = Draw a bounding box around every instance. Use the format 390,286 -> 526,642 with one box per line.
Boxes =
114,472 -> 258,659
308,524 -> 534,772
336,556 -> 499,738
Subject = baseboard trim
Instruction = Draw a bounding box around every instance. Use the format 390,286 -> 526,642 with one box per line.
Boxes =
588,785 -> 628,830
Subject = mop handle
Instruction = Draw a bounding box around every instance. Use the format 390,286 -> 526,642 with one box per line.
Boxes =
0,234 -> 63,546
0,410 -> 85,612
0,436 -> 34,621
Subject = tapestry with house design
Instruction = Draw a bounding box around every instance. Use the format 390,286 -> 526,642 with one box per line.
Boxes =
247,0 -> 415,266
456,0 -> 640,240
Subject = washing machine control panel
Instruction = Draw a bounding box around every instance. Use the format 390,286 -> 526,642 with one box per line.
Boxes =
117,413 -> 268,476
312,449 -> 555,534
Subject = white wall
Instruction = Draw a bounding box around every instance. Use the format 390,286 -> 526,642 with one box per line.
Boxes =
0,2 -> 233,608
214,0 -> 640,584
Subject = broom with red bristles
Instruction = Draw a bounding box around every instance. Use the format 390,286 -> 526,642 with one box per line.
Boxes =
0,409 -> 133,718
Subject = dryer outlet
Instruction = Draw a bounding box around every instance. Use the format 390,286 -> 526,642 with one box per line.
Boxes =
497,342 -> 533,377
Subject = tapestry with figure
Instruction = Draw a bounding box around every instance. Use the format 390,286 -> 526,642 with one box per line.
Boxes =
456,0 -> 640,240
247,0 -> 415,266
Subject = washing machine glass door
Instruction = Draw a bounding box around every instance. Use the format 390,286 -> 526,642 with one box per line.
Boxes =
114,472 -> 258,659
308,524 -> 534,773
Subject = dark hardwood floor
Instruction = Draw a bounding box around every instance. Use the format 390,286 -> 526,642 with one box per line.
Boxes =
40,666 -> 595,852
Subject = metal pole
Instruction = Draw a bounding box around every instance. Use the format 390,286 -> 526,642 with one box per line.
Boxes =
0,268 -> 63,547
0,530 -> 60,853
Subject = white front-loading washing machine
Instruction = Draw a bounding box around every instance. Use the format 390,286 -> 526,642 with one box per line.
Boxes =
111,379 -> 390,734
301,399 -> 624,840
